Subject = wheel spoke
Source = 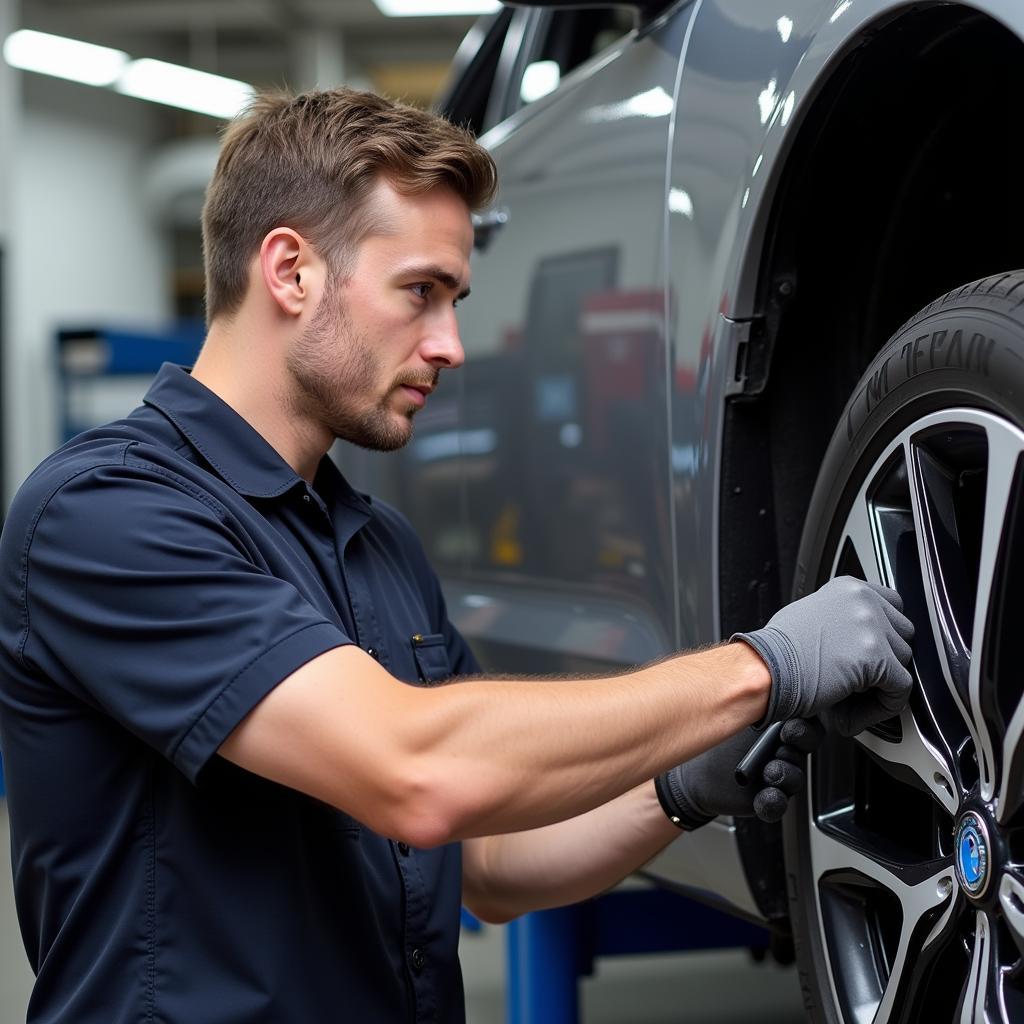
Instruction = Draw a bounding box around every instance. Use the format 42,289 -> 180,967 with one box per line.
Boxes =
954,910 -> 1017,1024
855,702 -> 959,815
961,424 -> 1024,817
905,438 -> 976,735
995,686 -> 1024,823
810,820 -> 956,1023
857,437 -> 969,797
834,485 -> 886,584
958,911 -> 990,1023
998,869 -> 1024,962
873,866 -> 958,1022
969,423 -> 1024,805
880,878 -> 961,1024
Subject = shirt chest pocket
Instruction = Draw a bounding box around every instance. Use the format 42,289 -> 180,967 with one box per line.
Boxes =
410,633 -> 451,685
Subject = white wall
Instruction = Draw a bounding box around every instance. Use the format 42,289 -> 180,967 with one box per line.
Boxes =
0,9 -> 34,1013
6,74 -> 172,497
0,0 -> 14,241
0,55 -> 174,1012
0,0 -> 18,508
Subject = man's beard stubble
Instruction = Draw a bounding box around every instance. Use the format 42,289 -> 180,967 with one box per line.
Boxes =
285,284 -> 438,452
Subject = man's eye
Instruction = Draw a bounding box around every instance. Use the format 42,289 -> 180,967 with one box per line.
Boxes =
410,283 -> 432,299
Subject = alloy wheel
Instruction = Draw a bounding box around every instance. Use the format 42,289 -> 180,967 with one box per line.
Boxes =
806,406 -> 1024,1023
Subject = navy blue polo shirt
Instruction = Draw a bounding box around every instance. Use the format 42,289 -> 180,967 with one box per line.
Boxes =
0,363 -> 479,1024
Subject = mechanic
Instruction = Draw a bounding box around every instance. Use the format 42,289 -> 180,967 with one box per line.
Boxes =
0,88 -> 914,1024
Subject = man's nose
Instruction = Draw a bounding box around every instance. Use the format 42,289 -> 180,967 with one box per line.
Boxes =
421,312 -> 465,369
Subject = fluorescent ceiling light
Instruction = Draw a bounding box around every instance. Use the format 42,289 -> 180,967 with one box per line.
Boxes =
116,59 -> 254,119
3,30 -> 254,119
373,0 -> 501,15
3,29 -> 128,87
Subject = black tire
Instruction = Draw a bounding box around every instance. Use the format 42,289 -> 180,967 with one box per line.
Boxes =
785,270 -> 1024,1023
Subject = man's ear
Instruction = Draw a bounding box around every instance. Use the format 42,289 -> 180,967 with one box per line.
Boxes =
259,227 -> 321,317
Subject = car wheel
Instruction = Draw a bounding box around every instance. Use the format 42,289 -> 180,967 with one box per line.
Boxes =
785,270 -> 1024,1022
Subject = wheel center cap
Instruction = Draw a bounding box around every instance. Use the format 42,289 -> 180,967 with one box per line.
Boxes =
955,812 -> 991,897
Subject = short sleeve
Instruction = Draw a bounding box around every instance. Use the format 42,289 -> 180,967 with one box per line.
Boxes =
19,461 -> 351,782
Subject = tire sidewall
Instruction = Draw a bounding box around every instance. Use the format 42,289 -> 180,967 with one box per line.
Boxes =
784,296 -> 1024,1022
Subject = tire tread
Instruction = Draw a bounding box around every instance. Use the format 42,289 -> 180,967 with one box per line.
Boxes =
891,269 -> 1024,340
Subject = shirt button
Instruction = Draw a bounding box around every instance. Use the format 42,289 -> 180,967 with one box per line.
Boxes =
410,948 -> 426,973
366,647 -> 379,661
397,841 -> 410,856
302,493 -> 311,504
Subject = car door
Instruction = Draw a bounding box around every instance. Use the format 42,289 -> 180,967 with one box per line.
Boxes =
447,8 -> 689,674
332,12 -> 518,582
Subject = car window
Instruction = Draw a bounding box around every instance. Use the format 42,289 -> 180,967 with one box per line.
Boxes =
439,9 -> 634,137
435,9 -> 514,136
516,9 -> 636,107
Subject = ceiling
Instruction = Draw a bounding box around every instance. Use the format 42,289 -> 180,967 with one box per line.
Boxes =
11,0 -> 487,314
17,0 -> 480,110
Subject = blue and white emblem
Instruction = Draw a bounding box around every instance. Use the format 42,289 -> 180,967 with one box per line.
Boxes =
955,813 -> 990,897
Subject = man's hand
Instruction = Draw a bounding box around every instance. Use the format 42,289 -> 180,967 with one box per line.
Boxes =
733,576 -> 915,736
654,718 -> 825,830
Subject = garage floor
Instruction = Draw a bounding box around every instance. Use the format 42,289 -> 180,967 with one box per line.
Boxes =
0,803 -> 807,1023
460,921 -> 807,1024
0,804 -> 32,1019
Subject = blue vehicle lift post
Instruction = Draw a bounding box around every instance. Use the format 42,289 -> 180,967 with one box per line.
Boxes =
505,888 -> 770,1024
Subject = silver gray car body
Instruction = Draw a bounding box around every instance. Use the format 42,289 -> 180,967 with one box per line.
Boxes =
344,0 -> 1024,921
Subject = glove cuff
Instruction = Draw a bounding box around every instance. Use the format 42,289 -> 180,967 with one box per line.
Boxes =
654,770 -> 714,832
731,628 -> 800,728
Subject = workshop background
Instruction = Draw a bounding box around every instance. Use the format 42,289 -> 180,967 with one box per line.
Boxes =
0,1 -> 805,1020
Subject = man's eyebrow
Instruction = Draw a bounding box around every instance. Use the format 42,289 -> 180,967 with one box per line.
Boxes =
403,264 -> 471,301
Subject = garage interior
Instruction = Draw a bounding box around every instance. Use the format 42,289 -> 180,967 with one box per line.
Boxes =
0,1 -> 816,1019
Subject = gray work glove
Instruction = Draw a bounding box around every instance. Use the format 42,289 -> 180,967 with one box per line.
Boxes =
733,576 -> 914,736
655,718 -> 825,830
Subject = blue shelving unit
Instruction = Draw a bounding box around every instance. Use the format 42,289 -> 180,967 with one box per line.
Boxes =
57,323 -> 204,440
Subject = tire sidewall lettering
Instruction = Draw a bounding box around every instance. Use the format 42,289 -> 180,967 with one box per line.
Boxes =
846,312 -> 1014,445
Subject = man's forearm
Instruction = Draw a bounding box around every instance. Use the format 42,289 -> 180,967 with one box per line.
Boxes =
462,781 -> 678,923
404,641 -> 769,842
221,640 -> 769,847
225,576 -> 910,847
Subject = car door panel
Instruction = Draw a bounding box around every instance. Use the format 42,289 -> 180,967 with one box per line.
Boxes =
450,15 -> 692,673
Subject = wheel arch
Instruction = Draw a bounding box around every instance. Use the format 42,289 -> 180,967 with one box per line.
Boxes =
718,2 -> 1024,928
720,2 -> 1024,642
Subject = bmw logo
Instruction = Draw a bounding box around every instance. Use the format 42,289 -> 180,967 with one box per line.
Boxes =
955,813 -> 991,898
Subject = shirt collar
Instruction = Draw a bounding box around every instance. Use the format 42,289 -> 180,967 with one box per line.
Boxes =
142,363 -> 324,501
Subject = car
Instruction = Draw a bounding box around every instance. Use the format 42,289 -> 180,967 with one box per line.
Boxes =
342,1 -> 1024,1020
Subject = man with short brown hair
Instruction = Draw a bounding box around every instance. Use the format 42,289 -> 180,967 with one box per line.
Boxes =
0,89 -> 913,1023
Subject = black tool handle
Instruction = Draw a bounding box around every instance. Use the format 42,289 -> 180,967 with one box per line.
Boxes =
734,720 -> 785,787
